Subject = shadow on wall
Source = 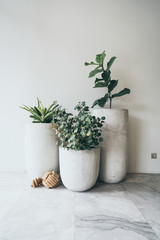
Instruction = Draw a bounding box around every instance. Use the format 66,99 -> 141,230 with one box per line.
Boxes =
128,115 -> 142,173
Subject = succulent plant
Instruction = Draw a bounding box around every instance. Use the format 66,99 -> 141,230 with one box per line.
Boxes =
52,102 -> 105,150
20,98 -> 59,123
85,51 -> 131,108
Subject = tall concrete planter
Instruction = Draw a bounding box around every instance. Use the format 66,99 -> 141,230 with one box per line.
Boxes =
93,109 -> 128,183
59,148 -> 100,192
25,123 -> 59,179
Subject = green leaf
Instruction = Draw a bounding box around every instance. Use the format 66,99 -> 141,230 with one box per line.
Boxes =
112,88 -> 131,98
83,106 -> 89,111
44,111 -> 54,120
89,68 -> 103,78
46,101 -> 57,112
94,82 -> 107,88
107,56 -> 116,70
95,65 -> 102,70
101,70 -> 111,84
95,78 -> 103,83
108,80 -> 118,93
96,51 -> 106,65
101,116 -> 105,120
34,107 -> 42,116
92,99 -> 98,108
37,97 -> 41,109
92,94 -> 108,108
98,94 -> 109,108
29,114 -> 42,121
84,61 -> 98,66
99,137 -> 103,142
20,105 -> 31,112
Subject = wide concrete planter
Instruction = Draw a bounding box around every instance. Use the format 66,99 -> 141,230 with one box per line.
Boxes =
93,109 -> 128,183
59,148 -> 100,192
25,123 -> 59,179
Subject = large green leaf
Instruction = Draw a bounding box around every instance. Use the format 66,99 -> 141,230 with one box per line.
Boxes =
101,70 -> 111,84
92,94 -> 108,108
89,68 -> 103,78
91,99 -> 99,108
96,51 -> 106,65
94,82 -> 107,88
97,94 -> 108,107
95,78 -> 103,83
112,88 -> 130,98
84,61 -> 97,66
108,80 -> 118,93
107,56 -> 116,70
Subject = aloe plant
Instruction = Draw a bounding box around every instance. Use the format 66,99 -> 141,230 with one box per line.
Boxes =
20,98 -> 59,123
52,102 -> 105,150
85,51 -> 130,108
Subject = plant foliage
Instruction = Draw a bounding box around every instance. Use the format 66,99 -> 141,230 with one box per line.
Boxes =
85,51 -> 130,108
20,98 -> 59,123
52,102 -> 105,151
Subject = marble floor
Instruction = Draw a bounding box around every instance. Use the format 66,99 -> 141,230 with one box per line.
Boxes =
0,173 -> 160,240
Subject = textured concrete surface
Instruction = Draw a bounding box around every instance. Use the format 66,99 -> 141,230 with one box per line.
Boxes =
25,123 -> 59,179
93,109 -> 128,183
59,148 -> 100,191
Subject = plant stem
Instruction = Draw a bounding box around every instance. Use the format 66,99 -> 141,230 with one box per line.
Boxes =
109,97 -> 112,109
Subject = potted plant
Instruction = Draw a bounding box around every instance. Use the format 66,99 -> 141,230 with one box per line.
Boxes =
85,51 -> 131,183
20,98 -> 59,179
52,102 -> 105,192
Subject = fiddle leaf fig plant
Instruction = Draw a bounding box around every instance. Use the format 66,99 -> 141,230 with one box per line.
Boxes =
20,98 -> 59,123
85,51 -> 130,108
52,102 -> 105,151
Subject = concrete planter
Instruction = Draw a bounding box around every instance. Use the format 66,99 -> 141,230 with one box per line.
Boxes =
59,148 -> 100,192
25,123 -> 59,179
93,109 -> 128,183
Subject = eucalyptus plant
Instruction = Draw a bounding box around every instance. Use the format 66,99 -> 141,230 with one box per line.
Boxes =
52,102 -> 105,151
85,51 -> 130,108
20,98 -> 59,123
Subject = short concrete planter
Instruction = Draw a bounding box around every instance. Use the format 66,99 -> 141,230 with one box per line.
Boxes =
25,123 -> 59,179
93,109 -> 128,183
59,148 -> 100,192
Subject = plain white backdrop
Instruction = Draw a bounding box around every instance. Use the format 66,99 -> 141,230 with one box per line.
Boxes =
0,0 -> 160,172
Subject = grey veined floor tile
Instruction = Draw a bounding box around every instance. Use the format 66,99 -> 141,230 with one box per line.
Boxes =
0,184 -> 75,240
123,179 -> 160,239
0,172 -> 28,220
74,181 -> 159,240
0,173 -> 160,240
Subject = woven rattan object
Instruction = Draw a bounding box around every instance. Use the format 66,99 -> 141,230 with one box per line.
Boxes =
31,178 -> 42,188
42,171 -> 59,188
31,171 -> 59,188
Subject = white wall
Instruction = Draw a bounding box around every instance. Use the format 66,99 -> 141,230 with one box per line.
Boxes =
0,0 -> 160,173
